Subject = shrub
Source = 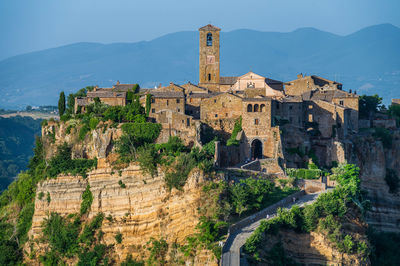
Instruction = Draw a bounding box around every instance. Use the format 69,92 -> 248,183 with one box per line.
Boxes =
46,192 -> 51,203
227,117 -> 242,146
118,180 -> 126,188
137,144 -> 159,176
79,124 -> 90,140
89,117 -> 99,130
115,232 -> 123,244
164,153 -> 197,190
116,123 -> 162,158
79,213 -> 104,246
80,185 -> 93,215
38,191 -> 44,200
146,238 -> 168,265
77,244 -> 108,266
121,255 -> 144,266
42,212 -> 81,255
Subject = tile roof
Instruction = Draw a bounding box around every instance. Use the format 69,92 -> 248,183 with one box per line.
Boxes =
220,76 -> 238,85
150,91 -> 185,98
113,84 -> 138,92
199,24 -> 221,31
87,91 -> 126,98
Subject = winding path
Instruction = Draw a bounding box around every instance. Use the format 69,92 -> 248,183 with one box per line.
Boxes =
221,191 -> 327,266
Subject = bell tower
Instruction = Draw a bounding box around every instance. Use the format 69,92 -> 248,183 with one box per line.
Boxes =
199,24 -> 220,91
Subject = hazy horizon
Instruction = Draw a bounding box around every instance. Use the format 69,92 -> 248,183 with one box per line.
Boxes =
1,0 -> 399,60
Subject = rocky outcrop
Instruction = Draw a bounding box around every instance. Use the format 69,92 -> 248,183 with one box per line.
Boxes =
42,121 -> 121,160
265,230 -> 367,266
30,160 -> 218,265
349,133 -> 400,232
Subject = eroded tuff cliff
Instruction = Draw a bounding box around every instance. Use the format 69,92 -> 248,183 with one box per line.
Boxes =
349,132 -> 400,232
28,160 -> 217,265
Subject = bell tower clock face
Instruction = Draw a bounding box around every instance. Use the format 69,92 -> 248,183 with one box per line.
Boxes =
206,55 -> 215,64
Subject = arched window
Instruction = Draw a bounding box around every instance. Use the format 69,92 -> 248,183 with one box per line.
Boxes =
207,33 -> 212,46
247,104 -> 253,112
254,104 -> 259,112
260,104 -> 265,112
208,73 -> 211,81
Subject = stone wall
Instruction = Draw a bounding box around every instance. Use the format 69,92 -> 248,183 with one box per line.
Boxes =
200,93 -> 242,120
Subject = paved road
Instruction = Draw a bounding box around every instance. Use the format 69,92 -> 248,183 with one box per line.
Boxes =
221,192 -> 325,266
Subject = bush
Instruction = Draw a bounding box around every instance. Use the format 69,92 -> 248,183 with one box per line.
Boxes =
146,238 -> 168,265
42,212 -> 81,255
137,143 -> 159,176
116,123 -> 162,158
118,180 -> 126,188
79,124 -> 90,140
89,117 -> 99,130
164,153 -> 197,190
80,185 -> 93,215
227,117 -> 242,146
115,232 -> 123,244
79,213 -> 104,246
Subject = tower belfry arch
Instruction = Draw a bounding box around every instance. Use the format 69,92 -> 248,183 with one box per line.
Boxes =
198,24 -> 220,92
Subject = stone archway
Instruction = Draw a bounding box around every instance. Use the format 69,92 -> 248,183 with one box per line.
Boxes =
251,139 -> 263,159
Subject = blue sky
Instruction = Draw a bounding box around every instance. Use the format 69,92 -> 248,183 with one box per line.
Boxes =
0,0 -> 399,60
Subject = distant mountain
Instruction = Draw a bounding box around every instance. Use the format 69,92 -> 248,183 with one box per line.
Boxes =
0,23 -> 399,108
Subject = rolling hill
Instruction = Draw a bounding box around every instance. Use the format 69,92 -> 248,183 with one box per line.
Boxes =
0,23 -> 399,108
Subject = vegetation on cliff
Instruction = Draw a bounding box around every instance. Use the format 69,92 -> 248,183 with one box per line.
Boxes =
0,136 -> 97,265
243,164 -> 371,264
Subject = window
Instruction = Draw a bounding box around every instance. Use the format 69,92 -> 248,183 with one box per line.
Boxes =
254,119 -> 259,125
247,104 -> 253,112
308,114 -> 313,122
151,98 -> 155,103
289,105 -> 293,110
309,105 -> 313,109
226,113 -> 228,117
187,118 -> 190,127
151,108 -> 155,113
208,73 -> 211,81
182,120 -> 184,124
215,114 -> 218,118
166,100 -> 169,106
176,99 -> 180,103
260,104 -> 265,112
339,100 -> 344,105
207,33 -> 212,46
177,108 -> 181,112
254,104 -> 259,112
214,99 -> 217,103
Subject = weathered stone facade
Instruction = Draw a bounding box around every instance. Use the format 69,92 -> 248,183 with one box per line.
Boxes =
72,24 -> 360,169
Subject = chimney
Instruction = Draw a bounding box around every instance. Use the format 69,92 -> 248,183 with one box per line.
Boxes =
297,73 -> 303,79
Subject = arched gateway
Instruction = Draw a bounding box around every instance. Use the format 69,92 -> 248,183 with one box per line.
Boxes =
251,139 -> 263,159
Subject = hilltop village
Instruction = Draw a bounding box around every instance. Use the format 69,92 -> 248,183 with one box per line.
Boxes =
75,24 -> 359,171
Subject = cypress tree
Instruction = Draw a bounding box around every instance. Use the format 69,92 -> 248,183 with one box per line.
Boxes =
58,91 -> 66,116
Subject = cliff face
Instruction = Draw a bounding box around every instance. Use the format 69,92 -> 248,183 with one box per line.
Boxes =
349,133 -> 400,232
42,121 -> 120,160
29,160 -> 217,265
260,230 -> 366,266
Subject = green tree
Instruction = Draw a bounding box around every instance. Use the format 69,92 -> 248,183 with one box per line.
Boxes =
58,91 -> 66,116
145,94 -> 152,117
359,94 -> 382,119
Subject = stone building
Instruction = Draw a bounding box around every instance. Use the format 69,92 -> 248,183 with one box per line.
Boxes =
73,24 -> 361,169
